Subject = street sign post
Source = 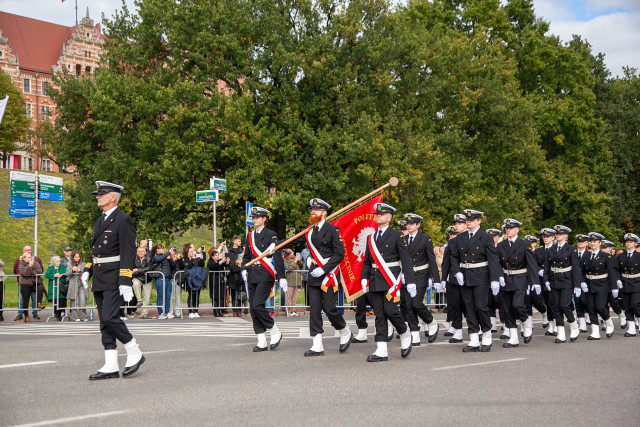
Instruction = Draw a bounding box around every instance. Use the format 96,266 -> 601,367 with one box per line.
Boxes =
245,201 -> 253,238
195,190 -> 218,203
210,177 -> 227,191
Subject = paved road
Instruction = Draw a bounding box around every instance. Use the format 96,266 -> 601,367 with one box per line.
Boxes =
1,314 -> 638,426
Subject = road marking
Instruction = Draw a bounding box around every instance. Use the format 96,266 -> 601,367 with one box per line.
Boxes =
10,410 -> 128,427
432,357 -> 527,371
0,361 -> 57,369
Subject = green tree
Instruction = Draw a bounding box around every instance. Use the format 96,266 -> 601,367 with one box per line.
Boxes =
0,68 -> 30,168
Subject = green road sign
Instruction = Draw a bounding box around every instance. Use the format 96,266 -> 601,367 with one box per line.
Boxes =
210,177 -> 227,191
11,188 -> 35,199
10,180 -> 36,191
196,189 -> 218,202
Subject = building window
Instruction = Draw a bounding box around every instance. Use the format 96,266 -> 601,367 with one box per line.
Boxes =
85,66 -> 91,74
0,51 -> 3,57
40,159 -> 51,172
76,64 -> 81,76
42,82 -> 48,96
28,157 -> 33,171
23,78 -> 30,93
25,104 -> 31,118
41,105 -> 51,119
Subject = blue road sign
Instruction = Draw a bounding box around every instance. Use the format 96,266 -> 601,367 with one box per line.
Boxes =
246,202 -> 253,226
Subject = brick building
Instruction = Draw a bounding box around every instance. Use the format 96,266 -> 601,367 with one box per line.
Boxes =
0,9 -> 104,172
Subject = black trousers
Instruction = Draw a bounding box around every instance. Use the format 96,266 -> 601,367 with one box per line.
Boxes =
210,281 -> 227,309
354,293 -> 373,329
622,291 -> 640,321
94,290 -> 133,350
461,284 -> 491,334
369,291 -> 408,342
527,289 -> 547,316
574,291 -> 588,318
446,283 -> 464,329
0,280 -> 4,316
307,285 -> 346,336
586,291 -> 611,323
248,281 -> 274,334
230,287 -> 243,313
187,289 -> 201,313
503,289 -> 528,328
55,298 -> 67,318
551,287 -> 575,326
607,292 -> 622,315
543,290 -> 555,321
19,285 -> 34,314
400,285 -> 433,332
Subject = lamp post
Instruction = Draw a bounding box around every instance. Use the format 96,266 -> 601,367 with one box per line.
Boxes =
44,220 -> 60,264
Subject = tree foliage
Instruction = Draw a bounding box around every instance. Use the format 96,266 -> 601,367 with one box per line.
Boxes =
0,68 -> 30,164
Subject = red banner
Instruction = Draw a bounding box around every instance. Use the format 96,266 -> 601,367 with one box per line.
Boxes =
331,195 -> 382,302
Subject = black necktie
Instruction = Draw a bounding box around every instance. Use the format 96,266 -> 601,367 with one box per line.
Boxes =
629,252 -> 632,258
409,235 -> 413,246
314,225 -> 319,234
509,240 -> 512,247
469,232 -> 473,239
376,230 -> 381,241
591,253 -> 596,260
102,213 -> 108,224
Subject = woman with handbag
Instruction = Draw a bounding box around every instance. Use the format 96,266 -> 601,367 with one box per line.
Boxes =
66,251 -> 88,321
179,244 -> 206,318
18,253 -> 43,323
45,256 -> 67,321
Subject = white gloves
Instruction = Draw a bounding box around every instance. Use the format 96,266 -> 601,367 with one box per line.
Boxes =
538,269 -> 544,277
279,278 -> 288,293
266,243 -> 276,255
119,285 -> 134,302
435,281 -> 444,292
616,280 -> 623,289
401,273 -> 406,285
490,281 -> 500,296
407,283 -> 417,298
310,267 -> 324,278
581,282 -> 588,293
532,284 -> 541,295
361,279 -> 368,293
241,270 -> 248,283
428,278 -> 433,290
612,289 -> 619,298
455,272 -> 464,286
526,286 -> 530,295
574,287 -> 581,298
81,272 -> 90,288
545,282 -> 551,292
499,276 -> 506,287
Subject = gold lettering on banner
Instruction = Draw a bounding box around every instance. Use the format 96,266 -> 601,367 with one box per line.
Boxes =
353,213 -> 377,225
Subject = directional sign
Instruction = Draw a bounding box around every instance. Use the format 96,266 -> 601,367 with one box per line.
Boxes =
210,177 -> 227,191
11,188 -> 35,199
39,191 -> 64,201
245,202 -> 253,226
10,208 -> 35,218
11,180 -> 36,191
11,198 -> 35,208
196,189 -> 218,203
10,171 -> 36,182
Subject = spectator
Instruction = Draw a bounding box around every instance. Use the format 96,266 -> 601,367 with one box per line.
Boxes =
179,244 -> 206,318
300,247 -> 310,310
168,244 -> 183,317
139,239 -> 150,256
45,256 -> 67,321
217,239 -> 229,258
208,249 -> 229,317
65,251 -> 88,321
61,247 -> 73,268
13,245 -> 44,320
132,247 -> 152,318
283,249 -> 303,316
18,253 -> 42,323
0,258 -> 5,321
227,236 -> 244,317
151,244 -> 176,319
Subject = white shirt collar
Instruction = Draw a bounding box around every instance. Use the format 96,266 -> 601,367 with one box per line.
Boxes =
509,237 -> 517,244
255,225 -> 265,234
591,249 -> 600,257
103,206 -> 117,219
627,250 -> 635,255
378,225 -> 389,234
314,219 -> 326,230
557,241 -> 565,249
409,231 -> 418,238
545,244 -> 553,249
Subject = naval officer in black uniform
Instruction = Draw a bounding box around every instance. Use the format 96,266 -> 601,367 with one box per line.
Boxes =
83,181 -> 144,380
439,215 -> 468,343
617,233 -> 640,337
400,213 -> 440,346
574,234 -> 591,332
241,207 -> 286,352
360,203 -> 415,361
536,228 -> 558,335
279,198 -> 352,356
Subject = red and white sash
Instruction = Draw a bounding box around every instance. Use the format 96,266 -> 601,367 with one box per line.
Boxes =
306,226 -> 339,292
248,231 -> 277,298
368,232 -> 402,301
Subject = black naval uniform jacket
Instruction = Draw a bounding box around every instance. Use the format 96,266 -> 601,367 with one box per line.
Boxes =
241,228 -> 286,284
449,229 -> 501,287
617,251 -> 640,293
83,207 -> 136,291
361,227 -> 415,292
581,250 -> 618,293
533,246 -> 551,285
403,232 -> 440,288
281,222 -> 344,288
441,237 -> 459,286
496,237 -> 539,291
544,243 -> 581,290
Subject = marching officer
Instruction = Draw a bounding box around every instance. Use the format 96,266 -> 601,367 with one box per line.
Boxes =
398,220 -> 409,236
279,198 -> 352,356
83,181 -> 144,380
617,233 -> 640,337
524,235 -> 548,333
360,203 -> 415,361
602,240 -> 626,328
574,234 -> 591,333
485,228 -> 503,333
580,232 -> 619,340
440,216 -> 467,343
496,219 -> 539,347
400,213 -> 441,346
449,209 -> 501,352
241,207 -> 287,352
536,228 -> 557,335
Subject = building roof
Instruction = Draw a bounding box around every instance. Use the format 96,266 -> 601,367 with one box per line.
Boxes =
0,12 -> 78,74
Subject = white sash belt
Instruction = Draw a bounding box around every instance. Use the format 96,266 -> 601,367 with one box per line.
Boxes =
460,261 -> 488,269
587,273 -> 608,280
503,268 -> 527,275
551,266 -> 572,274
414,264 -> 429,272
622,273 -> 640,279
93,256 -> 120,264
372,262 -> 400,269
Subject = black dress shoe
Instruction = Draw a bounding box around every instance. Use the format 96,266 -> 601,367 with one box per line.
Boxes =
253,346 -> 268,352
443,331 -> 454,337
351,337 -> 368,344
545,331 -> 557,336
500,334 -> 509,340
554,338 -> 566,343
570,335 -> 579,342
606,332 -> 614,338
620,322 -> 626,329
624,332 -> 637,337
449,337 -> 463,343
386,334 -> 394,342
89,371 -> 120,380
269,334 -> 282,350
503,342 -> 519,348
412,342 -> 421,347
523,335 -> 532,344
304,350 -> 324,357
579,329 -> 588,333
587,336 -> 600,340
367,355 -> 388,362
480,344 -> 491,352
427,325 -> 439,343
601,325 -> 606,331
339,334 -> 352,353
401,345 -> 412,358
122,355 -> 145,378
542,322 -> 549,329
462,345 -> 479,352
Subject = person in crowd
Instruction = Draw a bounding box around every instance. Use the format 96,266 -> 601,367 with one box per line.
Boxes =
18,252 -> 43,323
208,249 -> 229,317
300,247 -> 310,310
14,245 -> 44,320
283,249 -> 303,316
151,244 -> 176,319
132,247 -> 152,318
61,247 -> 73,268
227,236 -> 244,316
217,239 -> 229,259
168,245 -> 182,317
178,244 -> 206,317
66,251 -> 88,321
139,239 -> 150,256
0,258 -> 5,321
45,256 -> 67,321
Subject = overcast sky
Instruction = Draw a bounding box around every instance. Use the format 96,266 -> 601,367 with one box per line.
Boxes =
0,0 -> 637,77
